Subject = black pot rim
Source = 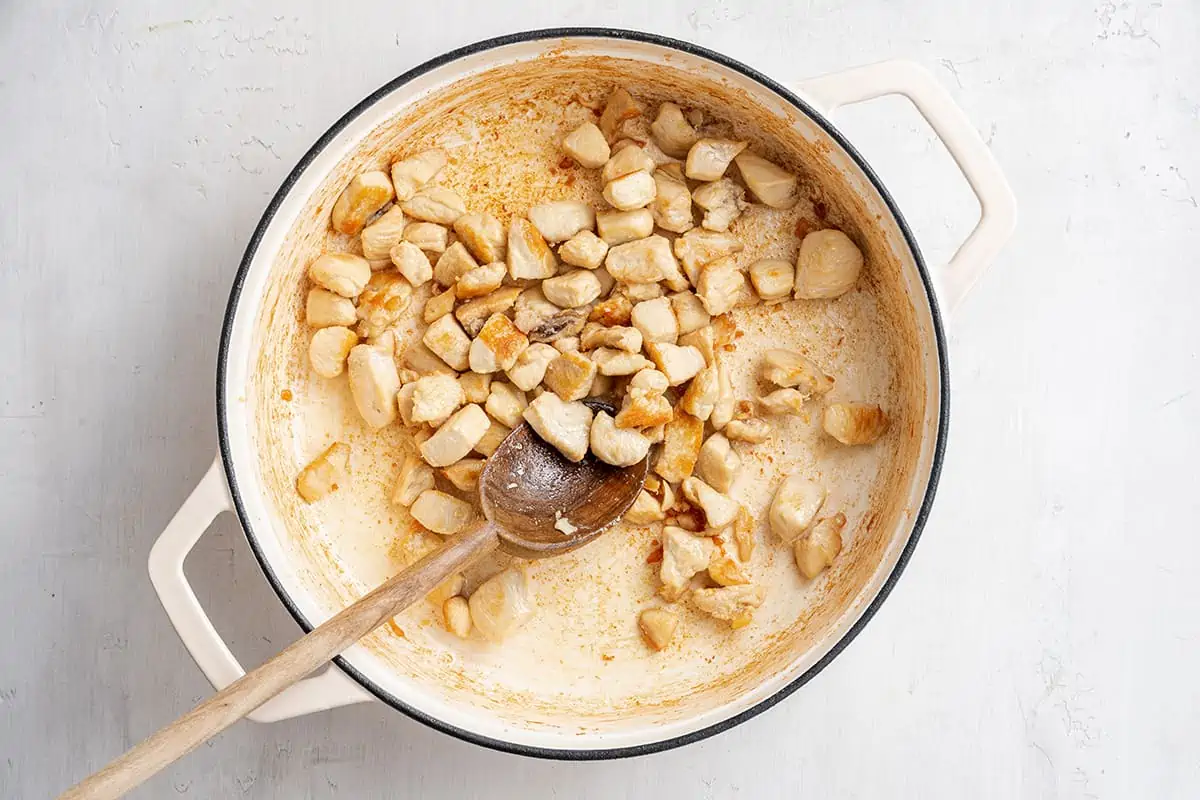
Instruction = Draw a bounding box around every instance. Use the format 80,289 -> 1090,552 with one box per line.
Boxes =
216,27 -> 949,761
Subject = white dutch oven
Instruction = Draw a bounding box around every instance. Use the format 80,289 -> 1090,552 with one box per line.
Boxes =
148,29 -> 1014,758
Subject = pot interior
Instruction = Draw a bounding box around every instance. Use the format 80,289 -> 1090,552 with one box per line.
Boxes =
221,35 -> 942,751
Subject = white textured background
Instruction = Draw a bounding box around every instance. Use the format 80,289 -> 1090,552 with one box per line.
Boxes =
2,1 -> 1198,797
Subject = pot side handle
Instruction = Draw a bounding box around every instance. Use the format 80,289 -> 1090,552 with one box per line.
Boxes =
795,60 -> 1017,314
147,455 -> 373,722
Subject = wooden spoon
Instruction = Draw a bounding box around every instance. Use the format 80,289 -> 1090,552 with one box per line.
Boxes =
62,400 -> 647,800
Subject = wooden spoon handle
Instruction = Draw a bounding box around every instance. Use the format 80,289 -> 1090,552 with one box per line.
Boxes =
62,521 -> 500,800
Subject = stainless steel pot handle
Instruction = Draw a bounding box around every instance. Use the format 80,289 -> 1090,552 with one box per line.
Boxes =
796,60 -> 1017,313
147,455 -> 373,722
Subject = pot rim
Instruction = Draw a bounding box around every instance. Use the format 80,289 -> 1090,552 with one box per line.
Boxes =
215,27 -> 949,760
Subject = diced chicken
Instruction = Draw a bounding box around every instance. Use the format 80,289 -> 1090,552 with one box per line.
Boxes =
630,367 -> 670,392
649,168 -> 694,234
529,200 -> 595,243
692,179 -> 748,232
419,404 -> 490,467
391,454 -> 435,507
455,286 -> 523,337
542,270 -> 602,308
630,297 -> 679,345
724,417 -> 771,443
543,351 -> 597,402
625,489 -> 666,524
410,373 -> 465,425
355,272 -> 413,338
795,229 -> 864,299
678,326 -> 716,366
347,344 -> 401,429
669,292 -> 710,335
305,288 -> 357,328
598,87 -> 643,142
615,386 -> 673,429
331,171 -> 394,235
749,259 -> 795,302
692,584 -> 765,624
595,209 -> 654,246
680,365 -> 720,421
401,186 -> 466,225
469,314 -> 529,374
603,171 -> 657,211
593,266 -> 616,298
645,342 -> 705,386
732,503 -> 756,561
433,241 -> 479,288
681,476 -> 738,528
402,221 -> 449,254
674,229 -> 744,286
410,489 -> 474,535
473,418 -> 512,457
443,595 -> 472,638
580,323 -> 643,353
422,286 -> 457,324
592,347 -> 654,376
456,262 -> 506,300
660,526 -> 715,601
562,121 -> 611,169
795,513 -> 846,579
685,138 -> 748,182
822,402 -> 888,445
507,218 -> 558,280
554,336 -> 580,353
761,349 -> 834,396
396,382 -> 417,425
308,327 -> 359,378
760,388 -> 807,416
296,442 -> 350,502
601,145 -> 657,183
423,314 -> 472,371
484,381 -> 528,428
401,340 -> 454,376
469,568 -> 535,642
361,206 -> 407,263
453,212 -> 506,264
769,473 -> 826,544
589,292 -> 633,327
708,544 -> 751,587
605,235 -> 678,284
558,229 -> 610,268
696,257 -> 746,316
734,151 -> 797,209
458,372 -> 492,404
390,241 -> 434,287
505,343 -> 559,391
639,607 -> 680,651
655,409 -> 704,482
696,433 -> 741,493
390,149 -> 446,202
590,411 -> 652,467
522,392 -> 594,462
650,102 -> 699,158
625,282 -> 663,302
309,253 -> 371,298
442,458 -> 485,492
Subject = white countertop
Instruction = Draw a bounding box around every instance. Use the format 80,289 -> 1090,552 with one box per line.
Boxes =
3,1 -> 1198,797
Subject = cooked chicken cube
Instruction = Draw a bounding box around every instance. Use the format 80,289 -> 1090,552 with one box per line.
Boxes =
692,178 -> 748,232
505,343 -> 559,391
649,168 -> 694,234
401,186 -> 466,225
580,323 -> 643,353
761,349 -> 834,396
422,286 -> 457,325
529,200 -> 595,243
601,144 -> 657,183
470,314 -> 530,374
630,297 -> 679,344
484,381 -> 528,428
605,235 -> 678,284
390,149 -> 447,202
422,314 -> 472,371
401,340 -> 453,376
455,262 -> 506,300
473,418 -> 511,457
593,266 -> 616,298
795,512 -> 846,579
543,351 -> 597,402
630,367 -> 670,393
455,286 -> 523,337
655,409 -> 704,482
305,288 -> 358,328
639,607 -> 680,651
554,336 -> 580,353
390,241 -> 434,287
603,170 -> 657,211
711,360 -> 735,429
734,151 -> 797,209
402,221 -> 449,254
589,292 -> 633,327
559,229 -> 610,268
458,372 -> 492,404
708,546 -> 751,587
625,282 -> 663,302
522,392 -> 594,462
678,325 -> 716,365
795,229 -> 864,299
590,411 -> 652,467
409,374 -> 464,426
822,402 -> 888,445
442,458 -> 485,492
598,87 -> 643,142
443,595 -> 472,638
748,259 -> 795,302
347,344 -> 401,429
692,584 -> 765,624
308,253 -> 371,298
669,292 -> 711,335
674,229 -> 744,286
542,270 -> 602,308
645,342 -> 705,385
469,568 -> 535,642
681,476 -> 738,528
625,489 -> 666,524
507,218 -> 558,280
410,489 -> 474,535
308,327 -> 359,378
331,171 -> 394,235
696,433 -> 741,493
453,212 -> 506,264
396,382 -> 418,425
760,388 -> 807,416
680,365 -> 720,421
360,206 -> 407,263
650,102 -> 699,158
419,404 -> 490,467
296,442 -> 350,502
769,473 -> 826,544
595,209 -> 654,246
562,121 -> 611,168
592,347 -> 654,376
433,241 -> 479,288
355,271 -> 413,338
685,138 -> 748,182
391,454 -> 435,507
615,386 -> 673,429
696,257 -> 746,316
660,526 -> 714,601
724,417 -> 771,443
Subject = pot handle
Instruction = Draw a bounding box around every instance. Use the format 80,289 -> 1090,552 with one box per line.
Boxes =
147,456 -> 373,722
795,60 -> 1016,313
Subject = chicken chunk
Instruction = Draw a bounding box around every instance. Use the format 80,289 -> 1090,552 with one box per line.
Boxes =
484,381 -> 528,429
734,151 -> 797,209
685,139 -> 748,182
433,241 -> 479,288
442,458 -> 485,492
695,433 -> 741,493
645,342 -> 706,386
696,257 -> 746,316
669,291 -> 711,335
505,343 -> 559,391
402,221 -> 449,254
410,489 -> 474,535
522,392 -> 594,462
347,344 -> 401,429
748,259 -> 795,302
692,584 -> 765,624
309,253 -> 371,298
390,241 -> 434,287
455,286 -> 523,337
592,347 -> 654,376
507,218 -> 558,281
360,206 -> 407,263
679,365 -> 720,421
308,327 -> 359,378
795,512 -> 846,579
604,235 -> 678,284
422,314 -> 472,371
681,476 -> 738,528
692,178 -> 748,232
759,388 -> 807,416
761,349 -> 835,396
603,170 -> 657,211
529,200 -> 595,243
542,270 -> 602,308
590,411 -> 652,467
455,262 -> 506,300
419,404 -> 490,467
639,607 -> 680,651
768,473 -> 826,544
625,490 -> 667,524
469,568 -> 535,642
595,209 -> 654,246
649,168 -> 694,234
598,87 -> 643,142
562,121 -> 611,168
469,314 -> 529,374
473,418 -> 511,457
391,454 -> 435,507
305,288 -> 358,329
655,409 -> 704,482
558,229 -> 610,268
390,149 -> 446,202
794,229 -> 864,299
296,442 -> 350,502
458,372 -> 492,404
589,292 -> 633,327
410,373 -> 465,426
355,271 -> 413,339
401,186 -> 466,225
543,350 -> 597,402
660,526 -> 715,601
674,229 -> 744,286
453,212 -> 506,264
650,102 -> 699,158
724,417 -> 772,443
822,402 -> 888,445
331,171 -> 394,235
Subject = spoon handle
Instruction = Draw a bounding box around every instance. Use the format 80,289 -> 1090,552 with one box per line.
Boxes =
61,521 -> 500,800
